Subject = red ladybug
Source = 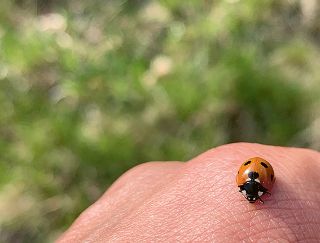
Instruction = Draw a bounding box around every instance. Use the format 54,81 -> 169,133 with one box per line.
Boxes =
236,157 -> 275,203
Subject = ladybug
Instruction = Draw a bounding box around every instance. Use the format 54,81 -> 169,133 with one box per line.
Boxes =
236,157 -> 275,203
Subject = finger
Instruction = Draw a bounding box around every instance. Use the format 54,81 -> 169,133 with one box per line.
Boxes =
57,161 -> 183,242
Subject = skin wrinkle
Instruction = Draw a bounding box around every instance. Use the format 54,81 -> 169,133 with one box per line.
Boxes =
234,210 -> 292,241
84,168 -> 191,241
227,167 -> 317,239
250,215 -> 296,241
252,207 -> 318,240
156,177 -> 230,241
243,205 -> 320,241
246,226 -> 297,242
175,201 -> 229,241
200,144 -> 318,241
100,169 -> 179,222
103,161 -> 183,199
294,209 -> 320,238
167,165 -> 247,241
104,159 -> 235,242
107,185 -> 186,240
175,173 -> 258,241
297,238 -> 320,243
113,144 -> 318,241
58,143 -> 320,242
59,162 -> 183,242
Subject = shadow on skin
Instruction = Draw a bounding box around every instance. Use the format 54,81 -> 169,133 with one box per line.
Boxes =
57,143 -> 320,242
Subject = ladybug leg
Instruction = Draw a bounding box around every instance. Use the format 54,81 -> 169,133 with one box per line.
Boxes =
257,184 -> 271,203
258,184 -> 271,195
238,184 -> 245,192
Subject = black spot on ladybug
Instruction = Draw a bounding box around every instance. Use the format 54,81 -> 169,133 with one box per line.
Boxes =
260,162 -> 268,168
271,174 -> 274,181
238,171 -> 239,174
248,171 -> 259,179
244,161 -> 251,166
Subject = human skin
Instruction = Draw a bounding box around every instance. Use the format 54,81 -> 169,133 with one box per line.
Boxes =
57,143 -> 320,242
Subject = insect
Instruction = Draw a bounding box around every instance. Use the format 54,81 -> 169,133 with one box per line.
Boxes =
236,157 -> 275,203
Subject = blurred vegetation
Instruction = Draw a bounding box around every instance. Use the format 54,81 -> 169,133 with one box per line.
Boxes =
0,0 -> 320,242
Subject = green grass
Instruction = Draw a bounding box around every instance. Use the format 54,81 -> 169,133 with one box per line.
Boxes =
0,0 -> 320,242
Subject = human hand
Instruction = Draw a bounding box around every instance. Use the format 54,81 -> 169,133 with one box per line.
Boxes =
57,143 -> 320,242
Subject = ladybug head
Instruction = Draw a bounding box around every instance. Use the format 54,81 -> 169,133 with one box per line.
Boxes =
240,180 -> 264,203
246,195 -> 257,203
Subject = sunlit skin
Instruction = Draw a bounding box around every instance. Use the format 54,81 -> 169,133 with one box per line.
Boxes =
57,143 -> 320,242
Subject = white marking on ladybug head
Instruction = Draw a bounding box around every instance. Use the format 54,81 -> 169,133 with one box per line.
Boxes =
241,190 -> 247,196
258,191 -> 263,197
255,178 -> 260,183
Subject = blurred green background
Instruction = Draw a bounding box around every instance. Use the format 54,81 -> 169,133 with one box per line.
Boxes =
0,0 -> 320,242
